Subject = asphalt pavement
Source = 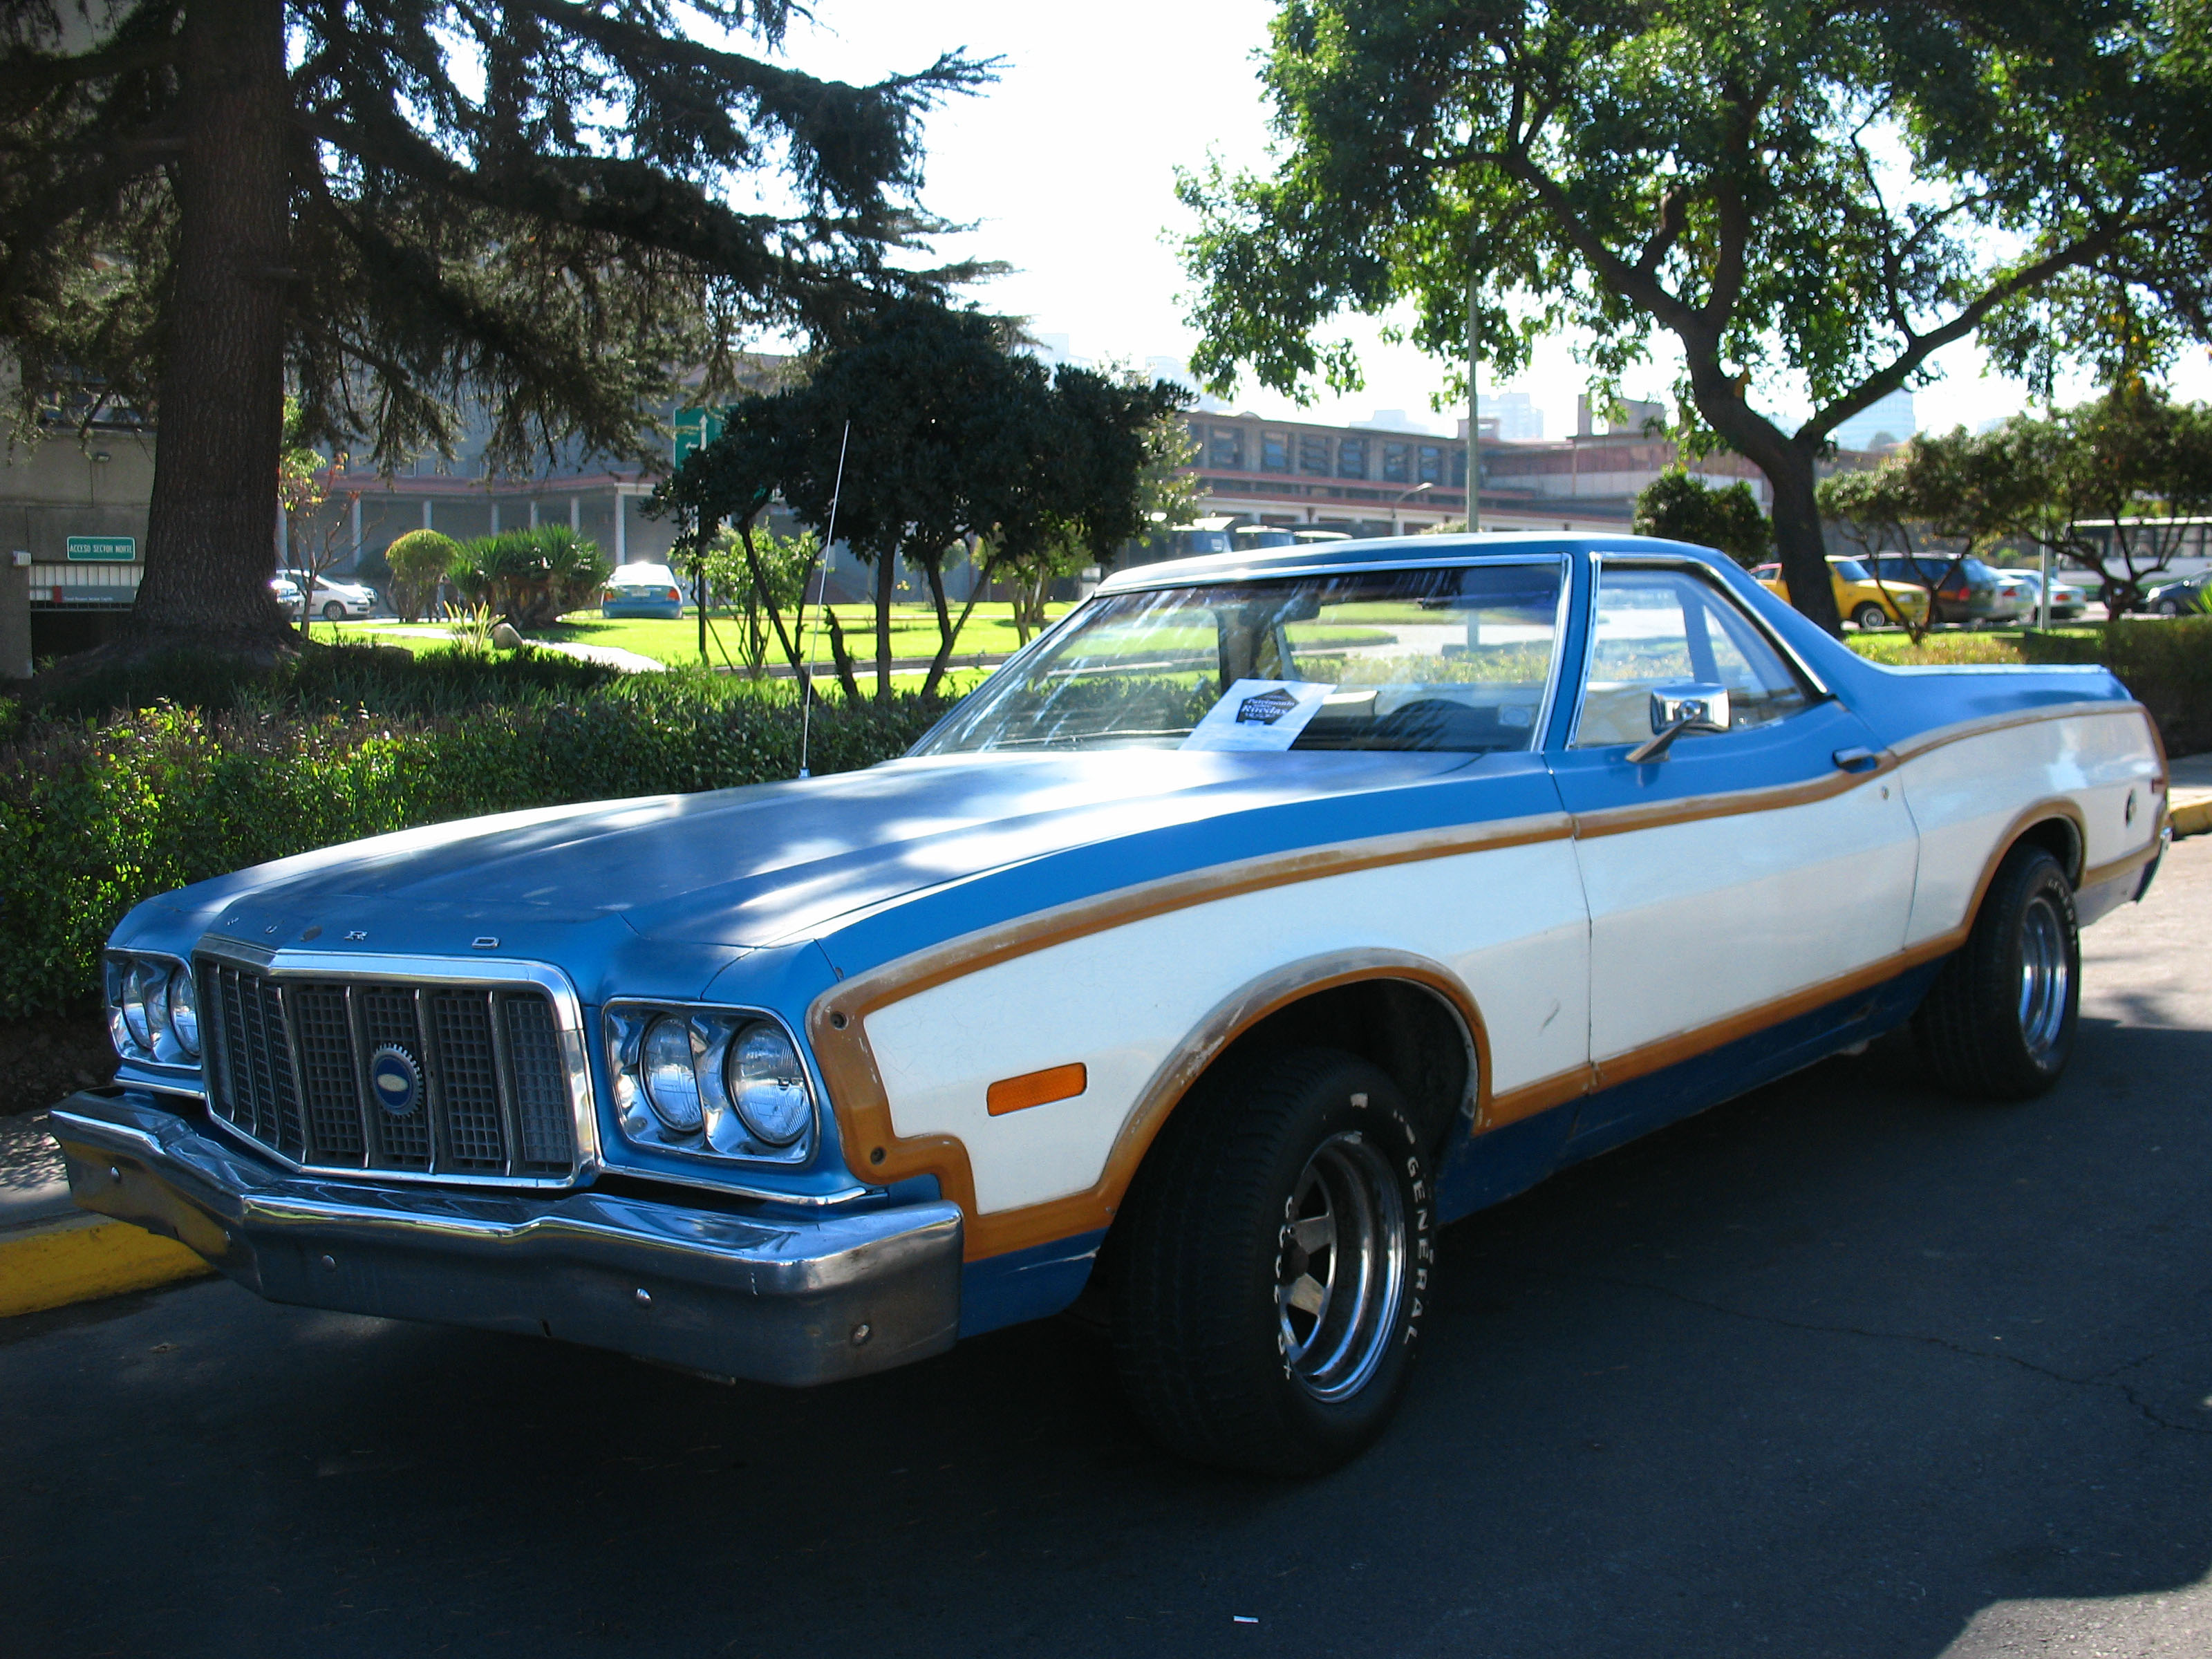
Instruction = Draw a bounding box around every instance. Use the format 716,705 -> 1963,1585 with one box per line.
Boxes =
4,842 -> 2209,1658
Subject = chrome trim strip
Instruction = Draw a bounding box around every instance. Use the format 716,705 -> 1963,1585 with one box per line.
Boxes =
1098,550 -> 1580,596
188,941 -> 601,1190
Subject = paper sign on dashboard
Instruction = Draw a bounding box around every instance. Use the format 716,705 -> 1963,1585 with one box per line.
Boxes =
1181,678 -> 1337,751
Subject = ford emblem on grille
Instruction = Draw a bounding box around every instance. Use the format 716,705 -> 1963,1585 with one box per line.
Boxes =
368,1045 -> 423,1117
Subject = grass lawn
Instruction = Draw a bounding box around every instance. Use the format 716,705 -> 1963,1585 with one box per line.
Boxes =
325,617 -> 999,697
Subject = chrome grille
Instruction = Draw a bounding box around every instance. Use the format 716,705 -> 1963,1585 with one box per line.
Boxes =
198,960 -> 580,1181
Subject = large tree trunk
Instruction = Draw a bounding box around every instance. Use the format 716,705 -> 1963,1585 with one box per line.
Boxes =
129,0 -> 294,655
1680,357 -> 1841,636
1763,453 -> 1838,636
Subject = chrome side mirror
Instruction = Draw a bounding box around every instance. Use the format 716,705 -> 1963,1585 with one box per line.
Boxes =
1627,682 -> 1732,762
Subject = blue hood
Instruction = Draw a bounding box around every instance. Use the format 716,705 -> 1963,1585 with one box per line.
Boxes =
134,751 -> 1480,963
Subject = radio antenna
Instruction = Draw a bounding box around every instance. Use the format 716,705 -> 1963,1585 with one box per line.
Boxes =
796,420 -> 851,780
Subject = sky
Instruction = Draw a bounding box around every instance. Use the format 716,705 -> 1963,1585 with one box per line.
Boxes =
773,1 -> 2212,443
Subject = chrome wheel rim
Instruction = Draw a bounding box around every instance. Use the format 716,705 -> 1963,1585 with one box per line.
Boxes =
1275,1130 -> 1407,1403
2017,894 -> 2071,1061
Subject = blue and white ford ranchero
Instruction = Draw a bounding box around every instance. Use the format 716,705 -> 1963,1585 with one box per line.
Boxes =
55,535 -> 2168,1474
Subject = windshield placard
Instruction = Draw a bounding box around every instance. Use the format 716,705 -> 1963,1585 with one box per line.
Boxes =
1181,679 -> 1337,751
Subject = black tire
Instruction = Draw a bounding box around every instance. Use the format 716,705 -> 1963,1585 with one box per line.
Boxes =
1914,845 -> 2079,1099
321,600 -> 346,621
1109,1047 -> 1432,1477
1851,601 -> 1889,631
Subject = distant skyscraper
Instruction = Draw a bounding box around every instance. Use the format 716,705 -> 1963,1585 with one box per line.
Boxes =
1487,391 -> 1544,441
1831,388 -> 1916,451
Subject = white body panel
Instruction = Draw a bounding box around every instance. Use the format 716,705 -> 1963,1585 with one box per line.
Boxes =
1573,778 -> 1922,1063
862,840 -> 1590,1215
1900,711 -> 2162,948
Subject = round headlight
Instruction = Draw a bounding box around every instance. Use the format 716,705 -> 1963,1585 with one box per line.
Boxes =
727,1022 -> 810,1146
640,1015 -> 703,1132
121,961 -> 156,1051
166,964 -> 200,1057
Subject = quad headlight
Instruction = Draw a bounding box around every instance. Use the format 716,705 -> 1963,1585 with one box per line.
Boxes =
606,1003 -> 816,1165
104,951 -> 201,1067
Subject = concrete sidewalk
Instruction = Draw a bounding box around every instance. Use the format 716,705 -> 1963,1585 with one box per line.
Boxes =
0,1111 -> 209,1318
2168,751 -> 2212,838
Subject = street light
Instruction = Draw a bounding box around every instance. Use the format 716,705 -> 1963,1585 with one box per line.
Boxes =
1389,482 -> 1434,536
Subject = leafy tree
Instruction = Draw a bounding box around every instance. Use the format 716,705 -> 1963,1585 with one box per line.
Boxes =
1817,428 -> 2038,639
1820,393 -> 2212,617
1631,469 -> 1771,566
384,529 -> 459,622
1177,0 -> 2212,635
0,0 -> 991,662
2036,392 -> 2212,612
656,302 -> 1186,697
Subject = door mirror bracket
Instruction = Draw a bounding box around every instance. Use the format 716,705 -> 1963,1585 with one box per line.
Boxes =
1627,683 -> 1732,763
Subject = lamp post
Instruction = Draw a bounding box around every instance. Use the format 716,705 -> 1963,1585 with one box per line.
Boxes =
1390,481 -> 1434,536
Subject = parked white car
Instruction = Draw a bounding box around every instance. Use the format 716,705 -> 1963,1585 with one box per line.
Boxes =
272,573 -> 378,621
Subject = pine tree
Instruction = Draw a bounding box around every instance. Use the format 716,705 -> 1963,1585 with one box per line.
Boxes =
0,0 -> 990,659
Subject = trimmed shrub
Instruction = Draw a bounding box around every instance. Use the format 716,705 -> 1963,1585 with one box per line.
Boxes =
26,639 -> 624,722
0,684 -> 945,1019
2021,619 -> 2212,756
384,529 -> 461,621
451,527 -> 612,628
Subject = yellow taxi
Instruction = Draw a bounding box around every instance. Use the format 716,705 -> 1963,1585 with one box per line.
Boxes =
1750,555 -> 1930,630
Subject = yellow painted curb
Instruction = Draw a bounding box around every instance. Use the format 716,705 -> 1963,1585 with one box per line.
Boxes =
0,1215 -> 214,1318
2169,795 -> 2212,839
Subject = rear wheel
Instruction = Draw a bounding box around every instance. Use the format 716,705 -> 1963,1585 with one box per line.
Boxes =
1109,1047 -> 1432,1476
1914,845 -> 2079,1099
1851,601 -> 1890,630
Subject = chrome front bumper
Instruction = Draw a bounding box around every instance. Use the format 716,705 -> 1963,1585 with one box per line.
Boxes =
50,1090 -> 963,1386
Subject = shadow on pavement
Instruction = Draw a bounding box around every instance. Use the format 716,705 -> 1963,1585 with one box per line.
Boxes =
4,1018 -> 2209,1658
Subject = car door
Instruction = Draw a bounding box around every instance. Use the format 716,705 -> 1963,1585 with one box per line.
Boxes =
1549,555 -> 1921,1152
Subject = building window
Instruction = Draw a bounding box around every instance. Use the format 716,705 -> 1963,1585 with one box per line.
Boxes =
1261,431 -> 1291,473
1208,426 -> 1244,469
1298,433 -> 1331,476
1417,444 -> 1443,484
1338,437 -> 1368,478
1187,419 -> 1208,456
1382,442 -> 1411,483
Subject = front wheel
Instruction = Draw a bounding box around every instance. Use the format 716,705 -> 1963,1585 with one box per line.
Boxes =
321,600 -> 346,621
1109,1047 -> 1432,1476
1851,601 -> 1890,631
1914,845 -> 2079,1098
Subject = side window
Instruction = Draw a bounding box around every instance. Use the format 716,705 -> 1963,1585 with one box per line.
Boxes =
1573,565 -> 1813,749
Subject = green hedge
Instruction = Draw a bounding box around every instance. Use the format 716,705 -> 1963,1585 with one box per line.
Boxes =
0,677 -> 944,1020
2018,619 -> 2212,756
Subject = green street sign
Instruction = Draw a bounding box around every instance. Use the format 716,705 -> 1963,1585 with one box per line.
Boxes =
673,407 -> 724,467
65,534 -> 136,562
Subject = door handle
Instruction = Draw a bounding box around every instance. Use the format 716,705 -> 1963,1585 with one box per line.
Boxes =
1831,747 -> 1881,774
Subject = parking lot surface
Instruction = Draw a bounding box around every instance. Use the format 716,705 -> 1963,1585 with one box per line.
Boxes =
3,841 -> 2208,1659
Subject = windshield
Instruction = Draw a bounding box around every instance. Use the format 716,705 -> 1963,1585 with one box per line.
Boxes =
913,561 -> 1566,756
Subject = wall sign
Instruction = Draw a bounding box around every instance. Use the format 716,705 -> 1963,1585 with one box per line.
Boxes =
65,535 -> 137,562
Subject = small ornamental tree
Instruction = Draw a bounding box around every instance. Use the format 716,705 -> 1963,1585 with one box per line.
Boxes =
1631,469 -> 1772,567
657,303 -> 1187,697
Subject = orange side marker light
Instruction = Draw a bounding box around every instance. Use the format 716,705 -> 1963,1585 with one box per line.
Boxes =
986,1062 -> 1088,1116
